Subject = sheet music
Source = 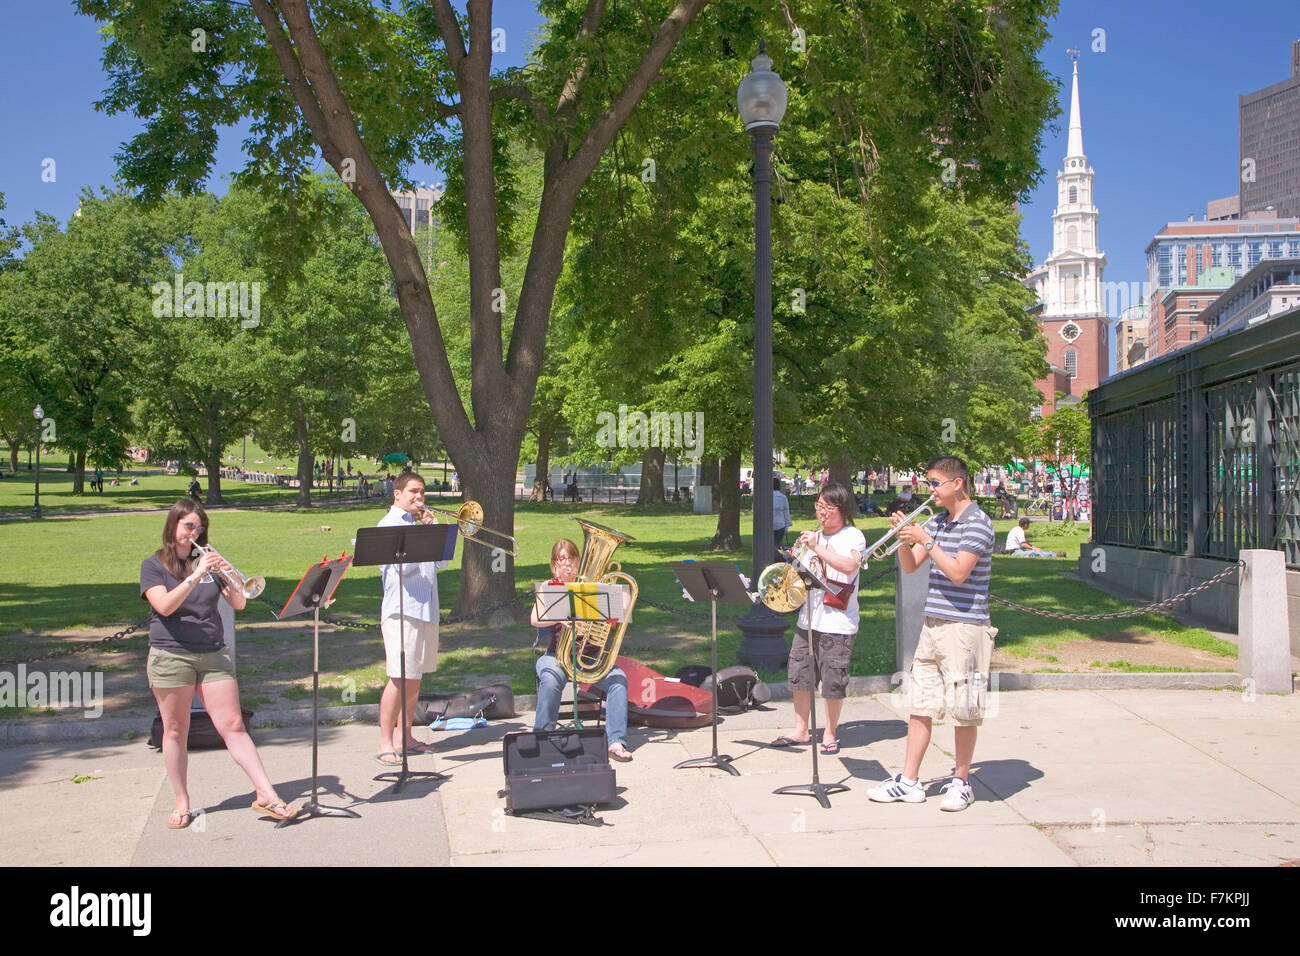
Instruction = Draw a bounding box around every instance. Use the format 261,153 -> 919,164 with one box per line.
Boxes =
533,582 -> 630,622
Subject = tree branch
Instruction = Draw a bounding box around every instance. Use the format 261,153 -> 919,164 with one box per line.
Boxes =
554,0 -> 606,123
257,0 -> 476,454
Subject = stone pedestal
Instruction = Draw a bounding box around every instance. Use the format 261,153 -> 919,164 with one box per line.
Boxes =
1239,549 -> 1293,694
895,556 -> 928,676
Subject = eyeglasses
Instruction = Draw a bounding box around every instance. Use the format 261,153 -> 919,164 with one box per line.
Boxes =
926,478 -> 955,488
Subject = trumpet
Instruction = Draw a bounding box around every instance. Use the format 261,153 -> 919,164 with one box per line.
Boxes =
188,537 -> 265,599
415,499 -> 519,557
858,495 -> 936,567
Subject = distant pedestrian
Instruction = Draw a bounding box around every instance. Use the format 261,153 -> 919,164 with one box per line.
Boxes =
773,476 -> 791,548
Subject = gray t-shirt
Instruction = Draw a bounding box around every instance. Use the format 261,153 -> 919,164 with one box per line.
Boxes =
921,502 -> 994,624
139,554 -> 227,652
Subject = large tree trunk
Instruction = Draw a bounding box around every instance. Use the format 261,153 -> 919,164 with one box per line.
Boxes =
456,449 -> 521,626
73,448 -> 86,493
829,455 -> 854,491
204,435 -> 224,506
708,450 -> 742,550
636,446 -> 666,506
295,412 -> 313,508
701,458 -> 720,488
5,434 -> 18,475
530,422 -> 552,502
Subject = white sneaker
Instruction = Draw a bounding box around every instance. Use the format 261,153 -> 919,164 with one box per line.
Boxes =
939,777 -> 973,812
868,773 -> 925,803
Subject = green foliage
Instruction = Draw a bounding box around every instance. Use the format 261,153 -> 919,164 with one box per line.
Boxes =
0,193 -> 176,485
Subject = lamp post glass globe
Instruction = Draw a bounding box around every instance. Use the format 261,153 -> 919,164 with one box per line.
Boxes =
33,404 -> 42,421
737,45 -> 787,133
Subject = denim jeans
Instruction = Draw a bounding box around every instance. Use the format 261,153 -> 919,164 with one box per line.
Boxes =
534,654 -> 628,746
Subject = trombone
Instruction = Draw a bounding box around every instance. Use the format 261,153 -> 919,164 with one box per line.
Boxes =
188,537 -> 266,599
858,495 -> 936,567
416,499 -> 519,557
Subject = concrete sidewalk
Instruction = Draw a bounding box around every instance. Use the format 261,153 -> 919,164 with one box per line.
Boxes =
2,688 -> 1297,867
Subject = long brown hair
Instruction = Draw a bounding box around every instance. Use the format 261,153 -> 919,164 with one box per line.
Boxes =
156,498 -> 208,580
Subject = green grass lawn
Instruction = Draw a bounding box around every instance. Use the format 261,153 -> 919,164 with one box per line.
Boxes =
0,498 -> 1235,712
0,437 -> 460,516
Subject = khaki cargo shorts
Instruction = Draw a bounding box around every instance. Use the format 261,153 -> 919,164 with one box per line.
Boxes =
147,646 -> 236,688
908,617 -> 998,725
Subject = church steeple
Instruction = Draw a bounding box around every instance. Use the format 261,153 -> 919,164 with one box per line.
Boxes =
1066,52 -> 1084,160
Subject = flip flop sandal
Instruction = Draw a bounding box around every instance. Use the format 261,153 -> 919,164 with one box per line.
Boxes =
769,736 -> 810,748
402,742 -> 436,755
375,751 -> 402,766
608,744 -> 633,762
820,742 -> 841,755
167,811 -> 193,830
251,800 -> 298,821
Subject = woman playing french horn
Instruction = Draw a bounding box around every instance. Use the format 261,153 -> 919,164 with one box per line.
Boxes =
770,482 -> 866,755
139,499 -> 297,828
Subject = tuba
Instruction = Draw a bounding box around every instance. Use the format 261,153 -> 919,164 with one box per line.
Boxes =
554,519 -> 638,684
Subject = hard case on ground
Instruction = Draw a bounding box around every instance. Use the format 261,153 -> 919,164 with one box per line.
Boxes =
501,727 -> 616,812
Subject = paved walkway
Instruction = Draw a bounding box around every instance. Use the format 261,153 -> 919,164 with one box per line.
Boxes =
3,688 -> 1296,867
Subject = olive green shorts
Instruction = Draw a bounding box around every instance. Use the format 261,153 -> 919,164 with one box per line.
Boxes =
147,646 -> 236,688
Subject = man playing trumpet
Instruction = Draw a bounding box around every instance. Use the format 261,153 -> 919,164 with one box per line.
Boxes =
869,455 -> 996,812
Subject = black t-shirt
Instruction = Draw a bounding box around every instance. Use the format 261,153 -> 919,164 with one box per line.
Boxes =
139,554 -> 227,653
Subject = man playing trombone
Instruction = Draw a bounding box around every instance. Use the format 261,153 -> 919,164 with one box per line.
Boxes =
869,455 -> 996,812
375,470 -> 449,765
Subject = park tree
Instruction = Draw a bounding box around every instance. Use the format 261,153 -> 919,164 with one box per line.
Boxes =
553,0 -> 1058,543
1020,401 -> 1090,516
78,0 -> 713,619
132,191 -> 274,504
237,176 -> 403,505
0,196 -> 166,492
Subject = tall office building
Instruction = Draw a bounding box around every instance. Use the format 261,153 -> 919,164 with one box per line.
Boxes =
1240,39 -> 1300,219
1024,57 -> 1109,414
1142,215 -> 1300,361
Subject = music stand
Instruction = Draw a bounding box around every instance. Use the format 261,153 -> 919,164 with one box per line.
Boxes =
354,523 -> 457,793
534,582 -> 629,730
271,553 -> 360,827
670,561 -> 749,776
773,601 -> 850,809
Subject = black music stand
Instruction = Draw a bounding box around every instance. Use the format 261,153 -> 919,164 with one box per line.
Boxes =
670,561 -> 749,776
772,575 -> 850,808
272,553 -> 360,827
534,582 -> 629,730
354,523 -> 457,794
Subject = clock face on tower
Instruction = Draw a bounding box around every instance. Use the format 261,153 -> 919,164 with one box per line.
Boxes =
1060,321 -> 1082,343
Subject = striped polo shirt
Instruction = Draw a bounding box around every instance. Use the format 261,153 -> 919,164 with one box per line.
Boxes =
922,501 -> 994,624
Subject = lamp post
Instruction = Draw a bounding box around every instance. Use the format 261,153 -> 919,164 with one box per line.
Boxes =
32,404 -> 43,519
735,44 -> 792,669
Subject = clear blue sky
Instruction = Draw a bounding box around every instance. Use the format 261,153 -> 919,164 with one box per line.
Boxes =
3,0 -> 1298,335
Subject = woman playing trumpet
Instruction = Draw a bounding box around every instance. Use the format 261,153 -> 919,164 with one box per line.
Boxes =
770,482 -> 866,754
139,499 -> 297,827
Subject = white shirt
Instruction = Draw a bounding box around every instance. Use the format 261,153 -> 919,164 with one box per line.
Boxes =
773,490 -> 791,531
796,524 -> 867,635
378,506 -> 450,623
1005,525 -> 1028,552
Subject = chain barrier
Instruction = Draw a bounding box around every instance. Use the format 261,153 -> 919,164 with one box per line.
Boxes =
0,619 -> 149,667
989,561 -> 1242,621
4,561 -> 1238,665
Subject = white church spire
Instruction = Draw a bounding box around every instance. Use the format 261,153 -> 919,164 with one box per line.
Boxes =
1066,53 -> 1084,159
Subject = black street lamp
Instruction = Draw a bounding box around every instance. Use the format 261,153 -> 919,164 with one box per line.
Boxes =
735,44 -> 792,669
32,404 -> 43,519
